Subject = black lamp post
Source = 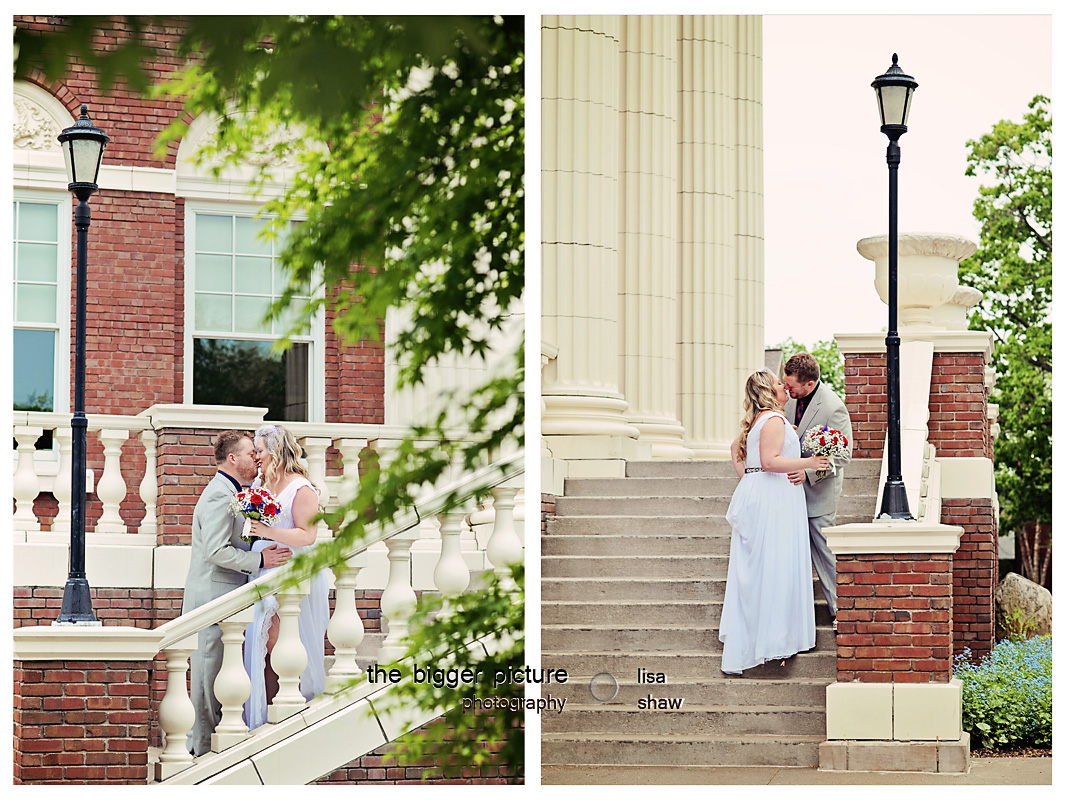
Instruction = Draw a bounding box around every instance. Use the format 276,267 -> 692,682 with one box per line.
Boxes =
55,104 -> 109,624
872,55 -> 917,521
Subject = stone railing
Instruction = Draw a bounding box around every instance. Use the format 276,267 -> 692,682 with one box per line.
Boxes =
14,450 -> 524,784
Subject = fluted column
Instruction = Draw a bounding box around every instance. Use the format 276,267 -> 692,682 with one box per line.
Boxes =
94,429 -> 128,534
13,426 -> 43,532
733,16 -> 765,388
678,15 -> 746,460
617,15 -> 691,459
543,15 -> 642,474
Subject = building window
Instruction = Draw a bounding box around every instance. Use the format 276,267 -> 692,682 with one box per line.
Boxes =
13,200 -> 63,413
189,211 -> 317,421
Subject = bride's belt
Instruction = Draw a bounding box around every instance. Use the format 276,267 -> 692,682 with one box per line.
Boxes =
744,467 -> 765,474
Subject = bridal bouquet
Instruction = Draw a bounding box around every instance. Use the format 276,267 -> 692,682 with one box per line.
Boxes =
230,486 -> 281,542
802,426 -> 849,478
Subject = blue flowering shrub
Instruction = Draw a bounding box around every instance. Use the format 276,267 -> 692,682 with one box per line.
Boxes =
954,636 -> 1052,750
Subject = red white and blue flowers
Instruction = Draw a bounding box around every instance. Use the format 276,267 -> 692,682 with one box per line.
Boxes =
230,486 -> 280,542
802,426 -> 849,478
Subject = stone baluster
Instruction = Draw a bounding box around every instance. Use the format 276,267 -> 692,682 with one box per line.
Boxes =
52,427 -> 73,533
326,552 -> 367,692
211,607 -> 254,752
13,426 -> 43,532
377,528 -> 420,663
434,509 -> 471,603
486,485 -> 522,585
300,436 -> 333,542
155,642 -> 196,780
267,581 -> 311,723
138,429 -> 158,536
94,429 -> 129,534
334,438 -> 366,509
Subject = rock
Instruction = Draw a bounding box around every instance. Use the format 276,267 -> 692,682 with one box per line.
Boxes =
994,572 -> 1052,638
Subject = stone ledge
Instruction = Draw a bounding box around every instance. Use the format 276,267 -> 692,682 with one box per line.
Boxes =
819,733 -> 970,774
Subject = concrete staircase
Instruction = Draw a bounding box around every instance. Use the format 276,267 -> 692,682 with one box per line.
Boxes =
541,458 -> 881,769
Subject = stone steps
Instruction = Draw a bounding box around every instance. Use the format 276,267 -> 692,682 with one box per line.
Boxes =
545,676 -> 832,707
541,553 -> 729,578
565,475 -> 881,498
541,599 -> 834,627
624,458 -> 881,479
542,533 -> 732,557
541,624 -> 836,653
542,704 -> 827,736
554,494 -> 876,519
540,732 -> 826,768
544,649 -> 837,681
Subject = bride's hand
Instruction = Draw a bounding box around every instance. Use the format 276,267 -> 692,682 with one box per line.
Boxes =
249,519 -> 268,539
810,455 -> 829,471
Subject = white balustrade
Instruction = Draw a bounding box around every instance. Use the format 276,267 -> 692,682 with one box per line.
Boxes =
326,553 -> 367,691
211,608 -> 254,752
52,427 -> 73,533
486,486 -> 522,584
378,528 -> 420,663
94,429 -> 129,534
267,581 -> 312,724
434,509 -> 471,599
300,436 -> 333,541
138,430 -> 158,536
155,643 -> 197,780
13,426 -> 43,532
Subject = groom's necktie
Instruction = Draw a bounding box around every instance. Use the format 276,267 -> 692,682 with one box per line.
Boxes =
794,398 -> 806,427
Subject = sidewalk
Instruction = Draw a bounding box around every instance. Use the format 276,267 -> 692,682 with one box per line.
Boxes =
541,758 -> 1052,785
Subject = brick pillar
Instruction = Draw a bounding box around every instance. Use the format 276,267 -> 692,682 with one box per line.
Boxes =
836,552 -> 953,683
14,660 -> 152,785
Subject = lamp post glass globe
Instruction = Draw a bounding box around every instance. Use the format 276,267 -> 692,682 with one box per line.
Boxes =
872,53 -> 918,138
57,104 -> 109,199
55,104 -> 109,624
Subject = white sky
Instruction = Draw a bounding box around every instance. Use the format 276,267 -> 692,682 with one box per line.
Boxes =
762,14 -> 1053,348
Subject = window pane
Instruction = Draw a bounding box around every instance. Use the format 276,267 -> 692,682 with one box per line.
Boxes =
235,255 -> 273,295
234,294 -> 273,334
17,284 -> 57,324
18,242 -> 59,282
195,293 -> 233,332
13,329 -> 55,411
193,338 -> 309,422
235,216 -> 271,255
196,253 -> 232,293
18,203 -> 58,242
196,214 -> 232,252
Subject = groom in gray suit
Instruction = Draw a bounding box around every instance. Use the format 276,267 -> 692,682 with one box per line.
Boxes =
182,430 -> 290,756
782,353 -> 853,622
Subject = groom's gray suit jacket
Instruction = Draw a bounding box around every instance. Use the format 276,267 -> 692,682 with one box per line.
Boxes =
182,471 -> 262,756
784,382 -> 854,518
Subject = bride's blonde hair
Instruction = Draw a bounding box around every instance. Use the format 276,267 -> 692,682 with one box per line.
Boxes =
255,424 -> 310,488
736,369 -> 784,464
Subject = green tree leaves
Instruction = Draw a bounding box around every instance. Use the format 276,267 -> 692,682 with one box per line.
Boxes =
959,95 -> 1051,536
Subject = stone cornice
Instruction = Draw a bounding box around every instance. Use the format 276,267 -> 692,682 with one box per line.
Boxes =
834,330 -> 994,362
857,233 -> 978,262
139,403 -> 267,431
825,522 -> 964,555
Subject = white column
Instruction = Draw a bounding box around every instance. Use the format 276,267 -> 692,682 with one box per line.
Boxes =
267,581 -> 311,723
52,426 -> 73,533
617,15 -> 691,459
377,528 -> 420,663
13,426 -> 43,532
211,608 -> 253,752
138,429 -> 157,536
543,15 -> 643,476
326,552 -> 366,691
678,16 -> 740,459
94,428 -> 128,534
155,644 -> 196,780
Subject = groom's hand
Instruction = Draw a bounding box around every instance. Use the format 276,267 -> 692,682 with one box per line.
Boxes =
261,545 -> 291,568
787,469 -> 806,485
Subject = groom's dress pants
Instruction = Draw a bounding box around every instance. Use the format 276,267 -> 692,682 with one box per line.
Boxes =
808,511 -> 838,617
187,622 -> 224,757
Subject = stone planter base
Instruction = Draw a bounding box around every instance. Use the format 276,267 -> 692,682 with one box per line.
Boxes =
819,732 -> 970,774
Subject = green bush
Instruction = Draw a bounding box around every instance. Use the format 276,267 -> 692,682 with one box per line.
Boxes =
954,635 -> 1052,750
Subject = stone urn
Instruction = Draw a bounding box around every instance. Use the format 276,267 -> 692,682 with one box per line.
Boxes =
930,285 -> 984,330
857,233 -> 977,328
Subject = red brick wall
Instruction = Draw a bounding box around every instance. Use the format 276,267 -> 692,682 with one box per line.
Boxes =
155,428 -> 218,545
835,553 -> 954,683
14,659 -> 153,785
942,499 -> 998,658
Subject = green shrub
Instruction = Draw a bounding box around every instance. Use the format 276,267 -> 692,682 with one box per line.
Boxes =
954,635 -> 1052,750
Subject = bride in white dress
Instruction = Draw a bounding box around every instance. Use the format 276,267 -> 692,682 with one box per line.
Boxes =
242,424 -> 330,729
719,369 -> 828,675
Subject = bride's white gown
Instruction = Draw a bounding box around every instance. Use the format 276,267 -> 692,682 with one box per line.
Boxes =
719,411 -> 816,674
242,476 -> 329,729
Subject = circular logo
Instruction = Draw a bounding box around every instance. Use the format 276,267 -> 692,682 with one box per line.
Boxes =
589,672 -> 619,702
